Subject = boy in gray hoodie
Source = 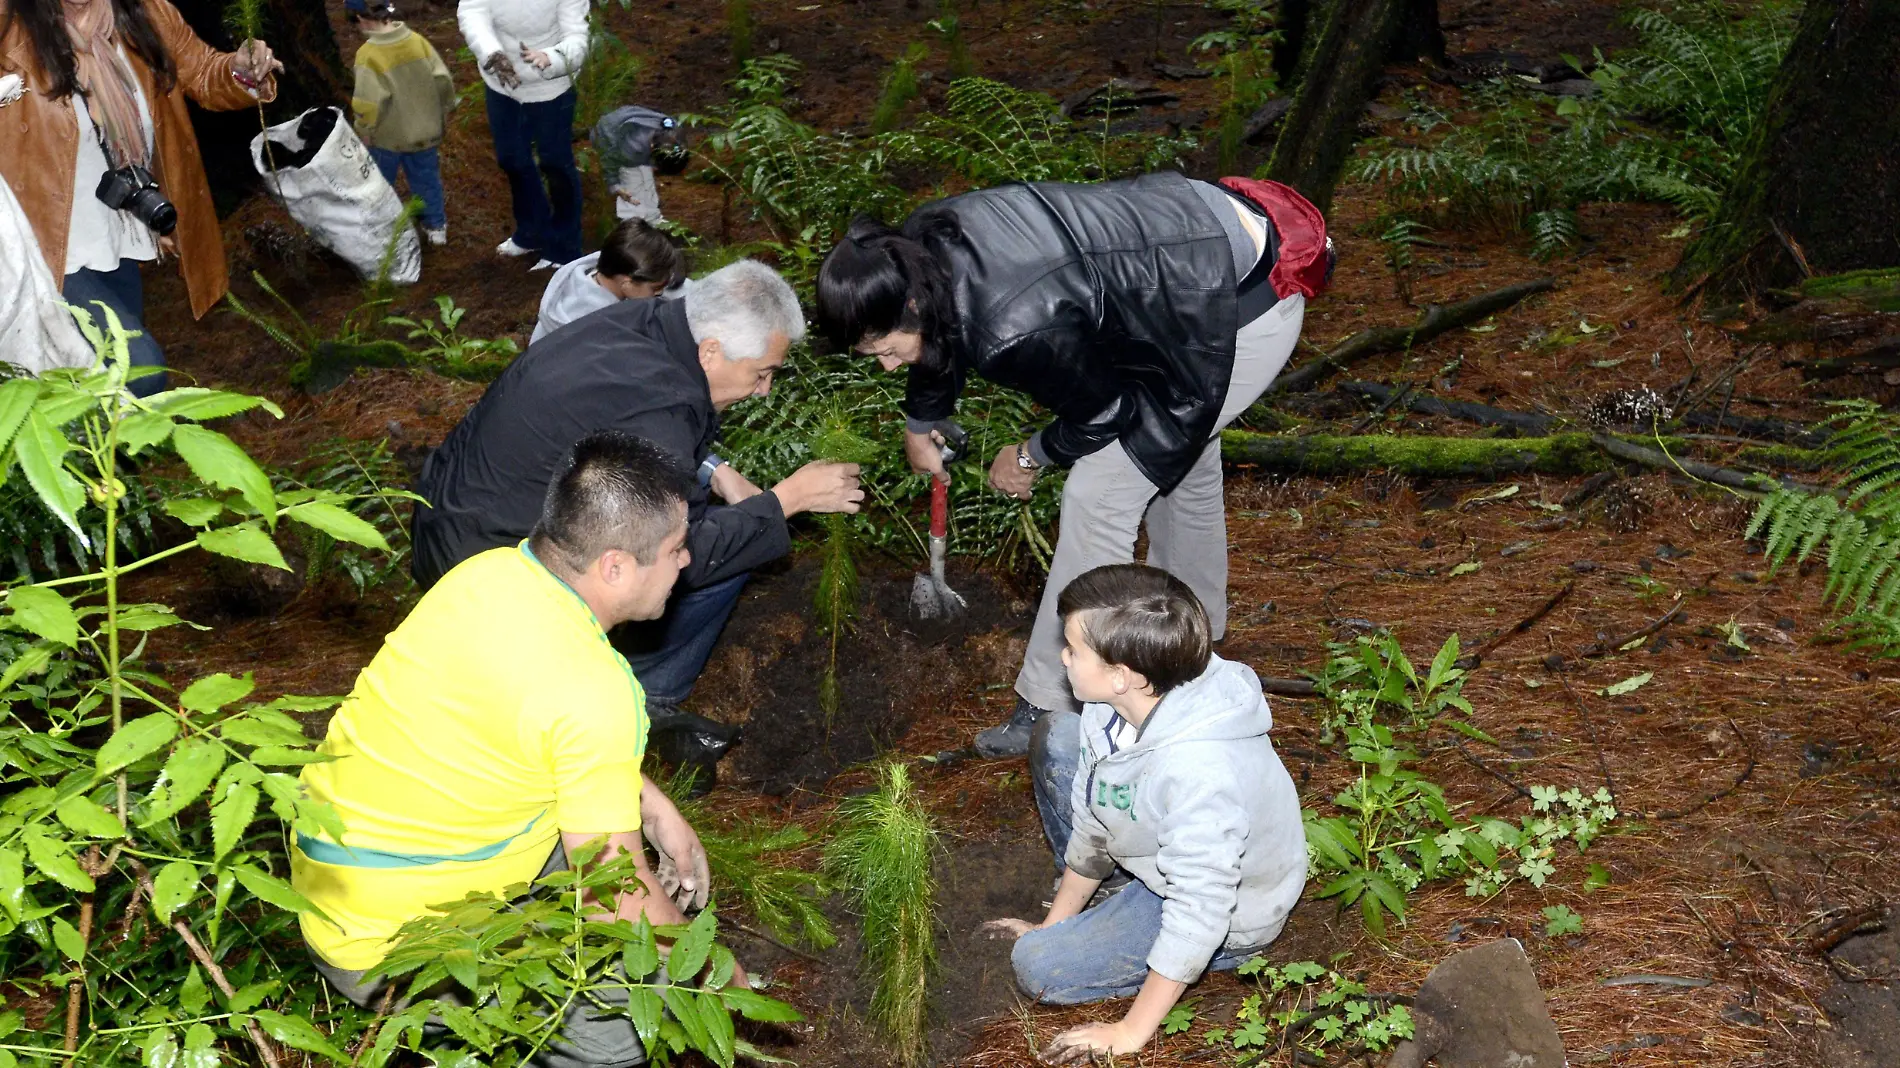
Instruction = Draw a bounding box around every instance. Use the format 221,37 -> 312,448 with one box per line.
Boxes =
984,564 -> 1306,1062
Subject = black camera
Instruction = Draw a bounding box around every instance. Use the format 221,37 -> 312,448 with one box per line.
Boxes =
95,164 -> 178,236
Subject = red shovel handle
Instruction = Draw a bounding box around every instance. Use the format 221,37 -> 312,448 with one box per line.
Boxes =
929,477 -> 949,539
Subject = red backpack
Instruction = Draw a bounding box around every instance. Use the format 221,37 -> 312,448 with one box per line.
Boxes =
1218,177 -> 1335,299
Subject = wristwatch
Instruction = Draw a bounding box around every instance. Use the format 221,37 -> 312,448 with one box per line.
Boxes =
1016,442 -> 1040,471
697,453 -> 727,489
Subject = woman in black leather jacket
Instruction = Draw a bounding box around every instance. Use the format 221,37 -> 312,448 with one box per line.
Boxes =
816,170 -> 1325,759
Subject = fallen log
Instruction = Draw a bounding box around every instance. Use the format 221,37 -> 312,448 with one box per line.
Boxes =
1221,430 -> 1609,478
1272,277 -> 1557,394
1220,429 -> 1827,490
1341,381 -> 1559,434
1589,433 -> 1820,494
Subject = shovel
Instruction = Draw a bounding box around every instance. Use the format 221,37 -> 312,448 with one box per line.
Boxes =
911,421 -> 969,620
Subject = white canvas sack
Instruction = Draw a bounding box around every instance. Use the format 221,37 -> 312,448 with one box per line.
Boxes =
250,107 -> 420,284
0,170 -> 92,375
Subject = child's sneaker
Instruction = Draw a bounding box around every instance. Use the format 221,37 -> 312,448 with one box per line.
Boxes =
424,227 -> 448,246
495,237 -> 535,258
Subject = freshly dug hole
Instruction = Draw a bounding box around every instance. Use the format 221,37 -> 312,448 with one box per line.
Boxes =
687,556 -> 1032,794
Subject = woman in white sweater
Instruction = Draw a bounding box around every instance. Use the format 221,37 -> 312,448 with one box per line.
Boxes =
456,0 -> 588,268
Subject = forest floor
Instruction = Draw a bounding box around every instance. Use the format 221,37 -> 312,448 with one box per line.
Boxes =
105,0 -> 1900,1065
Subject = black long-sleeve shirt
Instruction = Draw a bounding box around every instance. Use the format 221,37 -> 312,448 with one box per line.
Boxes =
410,298 -> 790,591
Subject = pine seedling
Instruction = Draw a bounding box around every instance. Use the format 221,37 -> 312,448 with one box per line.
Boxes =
727,0 -> 754,65
810,411 -> 877,728
932,0 -> 974,80
872,43 -> 929,134
223,0 -> 280,187
824,762 -> 941,1066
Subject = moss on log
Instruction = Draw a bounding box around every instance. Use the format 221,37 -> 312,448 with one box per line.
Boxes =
1221,430 -> 1610,478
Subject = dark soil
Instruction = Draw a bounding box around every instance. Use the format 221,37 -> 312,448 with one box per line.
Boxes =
1818,907 -> 1900,1067
691,556 -> 1033,795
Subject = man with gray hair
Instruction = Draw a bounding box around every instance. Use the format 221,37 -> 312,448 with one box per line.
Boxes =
413,259 -> 862,766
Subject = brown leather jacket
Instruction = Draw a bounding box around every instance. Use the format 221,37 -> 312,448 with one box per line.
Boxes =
0,0 -> 275,319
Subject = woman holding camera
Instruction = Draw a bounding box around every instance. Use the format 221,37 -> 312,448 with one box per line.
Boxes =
0,0 -> 279,391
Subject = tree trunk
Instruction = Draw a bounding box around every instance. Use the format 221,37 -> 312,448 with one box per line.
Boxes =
1672,0 -> 1900,296
170,0 -> 350,214
1264,0 -> 1406,214
1273,0 -> 1313,89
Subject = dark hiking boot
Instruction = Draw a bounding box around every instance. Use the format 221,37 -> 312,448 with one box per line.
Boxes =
974,698 -> 1050,758
648,705 -> 743,797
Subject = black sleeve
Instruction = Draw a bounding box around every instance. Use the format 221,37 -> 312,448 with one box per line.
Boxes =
619,405 -> 792,588
683,492 -> 791,587
1003,331 -> 1131,468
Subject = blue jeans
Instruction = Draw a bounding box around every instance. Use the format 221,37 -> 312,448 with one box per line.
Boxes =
1013,880 -> 1255,1004
611,573 -> 749,707
370,146 -> 446,230
1030,709 -> 1085,865
62,260 -> 165,396
485,88 -> 582,264
1018,708 -> 1253,1003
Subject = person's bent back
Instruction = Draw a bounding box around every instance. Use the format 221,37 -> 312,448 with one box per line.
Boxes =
293,432 -> 692,973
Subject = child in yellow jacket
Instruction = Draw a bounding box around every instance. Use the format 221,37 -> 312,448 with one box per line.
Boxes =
348,0 -> 455,244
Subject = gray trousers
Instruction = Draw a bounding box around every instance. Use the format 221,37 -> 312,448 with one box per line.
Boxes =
309,845 -> 649,1068
1015,293 -> 1306,714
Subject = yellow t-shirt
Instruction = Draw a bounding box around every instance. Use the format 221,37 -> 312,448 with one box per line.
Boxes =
292,543 -> 647,969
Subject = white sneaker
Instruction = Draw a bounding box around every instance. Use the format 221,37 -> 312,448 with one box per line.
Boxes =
530,258 -> 557,272
496,237 -> 535,258
424,227 -> 447,246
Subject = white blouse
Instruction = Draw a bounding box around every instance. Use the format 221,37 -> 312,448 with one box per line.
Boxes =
64,49 -> 159,275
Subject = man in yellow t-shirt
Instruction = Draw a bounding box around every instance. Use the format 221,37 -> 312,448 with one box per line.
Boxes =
293,431 -> 729,1065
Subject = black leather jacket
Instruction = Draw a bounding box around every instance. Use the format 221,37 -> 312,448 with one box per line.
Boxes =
902,172 -> 1238,493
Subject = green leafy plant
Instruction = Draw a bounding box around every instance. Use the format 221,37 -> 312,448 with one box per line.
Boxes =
1184,959 -> 1412,1058
822,762 -> 939,1066
1311,632 -> 1477,738
0,313 -> 398,1063
272,437 -> 417,596
1542,903 -> 1584,936
1747,400 -> 1900,655
385,295 -> 522,378
366,837 -> 799,1067
1303,708 -> 1619,935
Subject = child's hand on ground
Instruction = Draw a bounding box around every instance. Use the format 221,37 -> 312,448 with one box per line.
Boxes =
1040,1021 -> 1147,1064
977,918 -> 1034,940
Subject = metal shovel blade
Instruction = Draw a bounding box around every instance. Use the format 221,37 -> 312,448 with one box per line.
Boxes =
911,535 -> 967,620
911,477 -> 966,620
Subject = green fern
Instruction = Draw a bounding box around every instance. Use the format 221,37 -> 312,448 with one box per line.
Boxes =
1746,402 -> 1900,653
1528,208 -> 1579,261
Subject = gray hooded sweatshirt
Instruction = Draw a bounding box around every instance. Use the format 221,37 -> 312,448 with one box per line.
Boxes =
1065,654 -> 1307,983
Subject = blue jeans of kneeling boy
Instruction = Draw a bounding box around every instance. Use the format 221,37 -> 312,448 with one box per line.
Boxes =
1017,709 -> 1255,1003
